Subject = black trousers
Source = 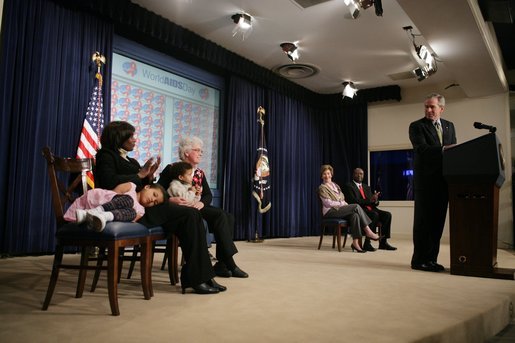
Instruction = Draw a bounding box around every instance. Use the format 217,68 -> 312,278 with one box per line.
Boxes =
139,202 -> 215,287
411,183 -> 449,266
363,207 -> 392,239
200,205 -> 238,269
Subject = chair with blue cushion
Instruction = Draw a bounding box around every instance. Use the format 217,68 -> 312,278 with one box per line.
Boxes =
317,200 -> 349,252
41,147 -> 153,316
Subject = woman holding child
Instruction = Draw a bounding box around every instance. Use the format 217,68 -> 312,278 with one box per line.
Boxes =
158,136 -> 248,278
95,121 -> 225,294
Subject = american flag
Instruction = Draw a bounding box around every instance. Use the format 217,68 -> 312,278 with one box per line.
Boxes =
76,71 -> 104,188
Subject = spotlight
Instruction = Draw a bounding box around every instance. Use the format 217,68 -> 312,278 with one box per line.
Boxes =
344,0 -> 360,19
404,26 -> 438,81
232,13 -> 252,29
413,63 -> 436,82
416,45 -> 435,68
344,0 -> 383,18
413,67 -> 427,81
280,42 -> 299,62
359,0 -> 374,9
231,13 -> 253,40
342,81 -> 358,98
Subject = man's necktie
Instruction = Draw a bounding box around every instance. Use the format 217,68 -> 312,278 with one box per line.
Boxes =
435,121 -> 443,145
359,184 -> 372,211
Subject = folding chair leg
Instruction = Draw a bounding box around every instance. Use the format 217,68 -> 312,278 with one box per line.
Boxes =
76,247 -> 89,298
336,227 -> 342,252
140,239 -> 152,299
317,226 -> 325,250
90,248 -> 105,292
42,245 -> 64,311
342,229 -> 349,249
117,247 -> 126,283
161,250 -> 168,270
126,246 -> 138,279
107,245 -> 120,316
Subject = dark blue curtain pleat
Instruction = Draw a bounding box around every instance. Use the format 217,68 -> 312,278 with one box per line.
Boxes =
265,91 -> 322,237
0,0 -> 113,254
318,104 -> 369,186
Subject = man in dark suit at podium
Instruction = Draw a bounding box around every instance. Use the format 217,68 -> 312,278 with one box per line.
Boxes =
343,168 -> 396,251
409,93 -> 457,272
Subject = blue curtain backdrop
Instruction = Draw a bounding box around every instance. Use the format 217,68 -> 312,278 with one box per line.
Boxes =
223,77 -> 367,240
0,0 -> 113,254
0,0 -> 379,254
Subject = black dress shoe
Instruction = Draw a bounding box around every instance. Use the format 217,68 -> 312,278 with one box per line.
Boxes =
230,266 -> 249,278
213,262 -> 232,278
429,261 -> 445,272
187,282 -> 219,294
378,241 -> 397,251
207,279 -> 227,292
411,263 -> 437,272
363,240 -> 376,252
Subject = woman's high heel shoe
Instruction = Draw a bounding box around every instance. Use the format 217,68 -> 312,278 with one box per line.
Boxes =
366,233 -> 381,241
351,243 -> 366,253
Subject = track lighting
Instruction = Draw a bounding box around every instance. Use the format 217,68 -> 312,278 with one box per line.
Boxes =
403,26 -> 438,81
280,42 -> 299,62
342,82 -> 358,99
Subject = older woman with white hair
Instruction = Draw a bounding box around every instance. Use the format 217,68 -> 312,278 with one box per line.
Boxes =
158,136 -> 248,278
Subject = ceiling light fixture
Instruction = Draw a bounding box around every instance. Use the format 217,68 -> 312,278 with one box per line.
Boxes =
343,0 -> 383,19
231,13 -> 253,40
280,42 -> 299,62
344,0 -> 361,19
403,26 -> 438,81
342,81 -> 358,99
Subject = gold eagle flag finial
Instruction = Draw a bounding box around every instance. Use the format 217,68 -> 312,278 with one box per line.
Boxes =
91,52 -> 106,73
257,106 -> 266,126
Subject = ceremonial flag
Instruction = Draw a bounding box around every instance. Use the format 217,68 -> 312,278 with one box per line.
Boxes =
76,53 -> 105,188
252,106 -> 271,213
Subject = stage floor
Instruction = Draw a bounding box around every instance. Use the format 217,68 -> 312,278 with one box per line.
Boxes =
0,236 -> 514,342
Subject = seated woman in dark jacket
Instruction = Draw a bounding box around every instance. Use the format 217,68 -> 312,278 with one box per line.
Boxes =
94,121 -> 225,294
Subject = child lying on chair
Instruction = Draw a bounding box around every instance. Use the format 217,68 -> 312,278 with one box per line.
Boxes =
64,182 -> 166,232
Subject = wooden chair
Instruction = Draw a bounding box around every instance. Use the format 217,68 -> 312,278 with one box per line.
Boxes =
124,235 -> 180,285
317,200 -> 349,252
41,147 -> 152,316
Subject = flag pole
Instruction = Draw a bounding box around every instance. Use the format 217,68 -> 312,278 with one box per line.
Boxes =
91,52 -> 105,145
76,51 -> 106,190
250,106 -> 268,243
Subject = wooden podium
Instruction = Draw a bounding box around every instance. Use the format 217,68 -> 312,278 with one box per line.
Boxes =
443,133 -> 514,280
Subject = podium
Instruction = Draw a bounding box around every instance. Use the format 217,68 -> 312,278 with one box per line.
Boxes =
443,133 -> 514,280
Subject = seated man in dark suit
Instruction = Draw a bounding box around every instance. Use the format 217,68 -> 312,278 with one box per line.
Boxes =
343,168 -> 397,251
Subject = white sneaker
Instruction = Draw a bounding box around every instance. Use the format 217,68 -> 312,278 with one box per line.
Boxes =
85,212 -> 107,232
76,209 -> 87,223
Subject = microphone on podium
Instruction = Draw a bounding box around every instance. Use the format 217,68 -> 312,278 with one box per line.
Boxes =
473,122 -> 496,133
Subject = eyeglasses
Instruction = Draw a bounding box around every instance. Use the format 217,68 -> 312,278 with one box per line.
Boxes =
191,148 -> 203,153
